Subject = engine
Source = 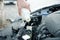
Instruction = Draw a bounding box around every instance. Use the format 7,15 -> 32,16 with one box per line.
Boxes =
0,4 -> 60,40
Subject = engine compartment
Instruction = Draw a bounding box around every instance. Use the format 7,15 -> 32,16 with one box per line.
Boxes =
0,4 -> 60,40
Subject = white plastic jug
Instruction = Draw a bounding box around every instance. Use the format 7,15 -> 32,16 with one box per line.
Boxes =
21,8 -> 31,22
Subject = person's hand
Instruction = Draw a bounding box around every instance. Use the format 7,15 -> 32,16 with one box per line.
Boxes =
17,0 -> 31,16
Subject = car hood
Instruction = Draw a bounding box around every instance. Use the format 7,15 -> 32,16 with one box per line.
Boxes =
27,0 -> 60,12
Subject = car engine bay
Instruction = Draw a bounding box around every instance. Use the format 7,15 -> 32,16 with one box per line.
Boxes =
0,4 -> 60,40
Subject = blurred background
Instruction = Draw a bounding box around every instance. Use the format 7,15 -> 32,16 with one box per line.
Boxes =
4,0 -> 60,20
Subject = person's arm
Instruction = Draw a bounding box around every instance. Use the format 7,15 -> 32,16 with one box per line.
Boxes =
17,0 -> 31,16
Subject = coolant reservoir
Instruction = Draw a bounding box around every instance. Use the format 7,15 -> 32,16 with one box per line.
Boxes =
21,8 -> 31,22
